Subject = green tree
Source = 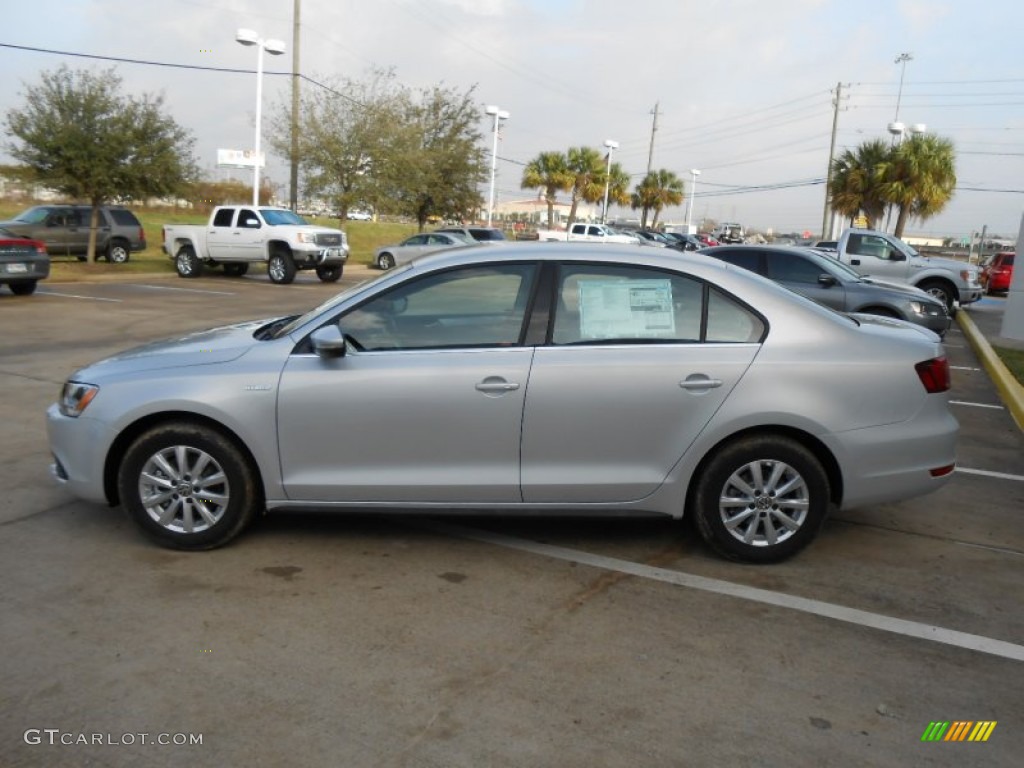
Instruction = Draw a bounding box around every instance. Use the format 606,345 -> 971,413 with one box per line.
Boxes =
603,161 -> 631,220
565,146 -> 606,225
4,66 -> 197,261
631,169 -> 684,229
828,139 -> 889,229
879,134 -> 957,238
521,151 -> 570,228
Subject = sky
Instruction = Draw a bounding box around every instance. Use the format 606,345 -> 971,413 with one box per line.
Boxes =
1,0 -> 1022,239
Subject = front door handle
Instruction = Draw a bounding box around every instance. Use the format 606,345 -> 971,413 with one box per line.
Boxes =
680,375 -> 723,390
475,377 -> 520,394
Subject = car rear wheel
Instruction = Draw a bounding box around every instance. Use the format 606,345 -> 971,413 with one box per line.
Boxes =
693,435 -> 829,563
268,251 -> 297,284
377,252 -> 395,270
175,245 -> 202,278
118,423 -> 262,550
107,239 -> 131,264
223,263 -> 249,277
315,264 -> 342,282
8,281 -> 38,296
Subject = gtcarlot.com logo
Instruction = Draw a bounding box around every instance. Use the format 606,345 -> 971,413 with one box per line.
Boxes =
921,721 -> 997,742
24,729 -> 203,746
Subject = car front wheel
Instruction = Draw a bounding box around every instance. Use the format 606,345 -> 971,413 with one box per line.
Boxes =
693,435 -> 829,563
268,251 -> 297,284
918,279 -> 956,312
118,423 -> 262,550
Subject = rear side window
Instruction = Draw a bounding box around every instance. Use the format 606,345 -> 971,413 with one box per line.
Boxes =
108,209 -> 141,226
714,249 -> 761,274
212,209 -> 235,227
765,252 -> 825,284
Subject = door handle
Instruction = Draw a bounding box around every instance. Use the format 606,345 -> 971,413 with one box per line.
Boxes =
475,378 -> 520,394
680,376 -> 723,390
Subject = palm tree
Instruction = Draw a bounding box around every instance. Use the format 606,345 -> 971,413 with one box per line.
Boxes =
520,151 -> 570,229
631,170 -> 684,229
604,162 -> 631,220
878,134 -> 957,238
565,146 -> 606,225
828,139 -> 889,229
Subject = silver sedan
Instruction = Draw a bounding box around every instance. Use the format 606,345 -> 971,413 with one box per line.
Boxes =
374,231 -> 473,270
47,244 -> 958,563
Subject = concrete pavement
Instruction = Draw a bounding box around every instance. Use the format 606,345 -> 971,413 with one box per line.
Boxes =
957,297 -> 1024,432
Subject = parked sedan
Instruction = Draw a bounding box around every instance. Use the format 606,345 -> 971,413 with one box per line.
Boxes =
374,231 -> 473,270
0,227 -> 49,295
705,244 -> 950,337
981,251 -> 1015,294
662,232 -> 703,251
47,243 -> 957,563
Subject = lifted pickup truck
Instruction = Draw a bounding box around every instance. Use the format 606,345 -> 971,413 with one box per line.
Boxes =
162,206 -> 348,284
535,222 -> 638,244
832,228 -> 982,311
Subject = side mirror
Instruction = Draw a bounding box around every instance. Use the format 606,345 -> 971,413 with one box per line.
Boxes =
817,274 -> 838,287
242,219 -> 260,228
888,249 -> 906,262
310,325 -> 347,359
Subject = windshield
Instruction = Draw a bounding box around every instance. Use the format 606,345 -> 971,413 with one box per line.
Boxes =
269,265 -> 414,339
14,207 -> 50,224
261,209 -> 309,226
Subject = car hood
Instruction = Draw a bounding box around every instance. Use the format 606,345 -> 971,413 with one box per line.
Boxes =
858,277 -> 935,300
918,255 -> 976,275
73,319 -> 271,379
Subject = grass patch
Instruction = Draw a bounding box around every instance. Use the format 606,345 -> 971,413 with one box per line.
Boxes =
993,346 -> 1024,387
1,201 -> 425,273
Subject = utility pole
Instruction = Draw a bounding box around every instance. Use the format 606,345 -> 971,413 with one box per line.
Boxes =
289,0 -> 301,212
646,101 -> 659,175
821,82 -> 844,240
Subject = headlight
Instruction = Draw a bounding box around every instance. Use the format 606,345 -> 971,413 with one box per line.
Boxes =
296,232 -> 316,244
59,382 -> 99,417
909,301 -> 925,314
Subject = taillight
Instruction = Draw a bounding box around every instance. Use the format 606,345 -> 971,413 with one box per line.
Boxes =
915,356 -> 950,393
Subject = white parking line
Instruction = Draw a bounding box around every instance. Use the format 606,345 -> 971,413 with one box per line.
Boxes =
126,284 -> 236,296
957,467 -> 1024,482
429,522 -> 1024,663
35,291 -> 121,303
949,400 -> 1005,409
950,366 -> 981,371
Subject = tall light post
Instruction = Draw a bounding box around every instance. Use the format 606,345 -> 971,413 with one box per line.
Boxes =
601,139 -> 618,224
485,105 -> 509,226
236,28 -> 286,206
685,169 -> 701,231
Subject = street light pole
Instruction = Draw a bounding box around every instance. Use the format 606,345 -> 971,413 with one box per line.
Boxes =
685,169 -> 701,231
601,139 -> 618,224
485,105 -> 509,227
237,28 -> 286,206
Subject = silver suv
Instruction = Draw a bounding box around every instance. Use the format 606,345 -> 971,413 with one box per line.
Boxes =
0,205 -> 147,263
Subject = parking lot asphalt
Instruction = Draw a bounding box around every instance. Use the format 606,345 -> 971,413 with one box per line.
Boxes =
1,272 -> 1022,767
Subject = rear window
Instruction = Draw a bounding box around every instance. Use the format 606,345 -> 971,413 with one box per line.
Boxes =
1001,254 -> 1015,265
469,228 -> 506,241
108,209 -> 141,226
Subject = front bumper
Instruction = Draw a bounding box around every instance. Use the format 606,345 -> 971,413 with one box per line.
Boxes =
294,245 -> 349,265
959,286 -> 983,305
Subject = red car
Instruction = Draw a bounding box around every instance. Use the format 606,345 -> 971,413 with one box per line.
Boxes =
697,233 -> 719,247
981,252 -> 1015,294
0,226 -> 49,296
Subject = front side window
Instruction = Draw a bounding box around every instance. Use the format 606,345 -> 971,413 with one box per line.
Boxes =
340,264 -> 538,351
765,252 -> 826,284
847,234 -> 899,261
238,209 -> 261,228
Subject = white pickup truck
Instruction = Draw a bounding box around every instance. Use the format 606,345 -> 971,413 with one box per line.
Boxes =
831,228 -> 982,311
535,222 -> 638,244
162,205 -> 349,284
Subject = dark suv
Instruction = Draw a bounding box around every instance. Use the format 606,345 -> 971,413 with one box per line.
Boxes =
0,205 -> 146,262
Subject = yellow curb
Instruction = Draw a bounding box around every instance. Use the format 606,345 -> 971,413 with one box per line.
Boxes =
956,310 -> 1024,433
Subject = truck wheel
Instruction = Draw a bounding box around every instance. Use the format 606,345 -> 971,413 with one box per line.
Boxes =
223,263 -> 249,277
175,245 -> 202,278
692,435 -> 830,563
377,252 -> 395,270
268,251 -> 297,284
9,281 -> 38,296
918,279 -> 955,312
315,264 -> 342,282
117,421 -> 262,550
107,239 -> 131,264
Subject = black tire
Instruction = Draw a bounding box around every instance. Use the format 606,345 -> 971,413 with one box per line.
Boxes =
377,252 -> 395,270
918,279 -> 956,312
9,281 -> 38,296
175,245 -> 202,278
107,239 -> 131,264
693,435 -> 830,563
315,264 -> 343,282
76,255 -> 88,262
223,263 -> 250,277
267,251 -> 297,284
117,422 -> 262,550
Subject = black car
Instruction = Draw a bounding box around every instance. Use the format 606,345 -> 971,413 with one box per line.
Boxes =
662,232 -> 703,251
0,227 -> 50,296
0,204 -> 146,263
703,244 -> 950,336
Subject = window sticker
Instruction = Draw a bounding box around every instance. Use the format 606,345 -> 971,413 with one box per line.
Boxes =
577,279 -> 676,339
